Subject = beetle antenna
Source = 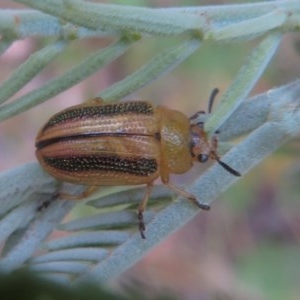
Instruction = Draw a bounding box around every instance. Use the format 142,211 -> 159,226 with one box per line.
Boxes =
208,88 -> 219,114
189,88 -> 220,121
215,156 -> 241,177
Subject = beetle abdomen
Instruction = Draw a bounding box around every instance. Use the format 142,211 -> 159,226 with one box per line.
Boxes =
36,135 -> 160,185
36,101 -> 162,186
43,155 -> 157,175
36,101 -> 159,147
43,101 -> 154,130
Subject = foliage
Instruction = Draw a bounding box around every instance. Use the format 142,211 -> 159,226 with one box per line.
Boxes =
0,1 -> 299,297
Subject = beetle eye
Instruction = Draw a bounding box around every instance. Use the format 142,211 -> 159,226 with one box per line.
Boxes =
198,154 -> 209,163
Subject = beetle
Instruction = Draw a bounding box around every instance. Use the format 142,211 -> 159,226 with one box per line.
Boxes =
35,89 -> 240,238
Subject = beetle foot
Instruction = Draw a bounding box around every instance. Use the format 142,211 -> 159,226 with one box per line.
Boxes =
138,211 -> 146,239
197,202 -> 210,210
188,196 -> 210,211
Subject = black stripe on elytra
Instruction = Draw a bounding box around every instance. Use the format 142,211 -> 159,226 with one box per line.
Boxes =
43,102 -> 154,130
43,155 -> 158,176
36,132 -> 158,150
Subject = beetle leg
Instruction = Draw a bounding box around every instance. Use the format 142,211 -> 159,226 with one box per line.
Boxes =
163,182 -> 210,211
58,186 -> 99,200
137,183 -> 154,239
37,193 -> 60,211
38,186 -> 99,212
88,97 -> 104,105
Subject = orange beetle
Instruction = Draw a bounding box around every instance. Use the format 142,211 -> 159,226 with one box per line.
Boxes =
36,89 -> 240,238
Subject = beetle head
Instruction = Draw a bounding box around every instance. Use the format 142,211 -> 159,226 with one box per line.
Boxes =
189,124 -> 240,177
190,124 -> 211,163
189,88 -> 240,177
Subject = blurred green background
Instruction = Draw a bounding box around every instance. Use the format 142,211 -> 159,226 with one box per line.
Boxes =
0,0 -> 300,299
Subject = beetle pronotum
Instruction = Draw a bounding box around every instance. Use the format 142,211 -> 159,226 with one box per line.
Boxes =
36,89 -> 240,238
